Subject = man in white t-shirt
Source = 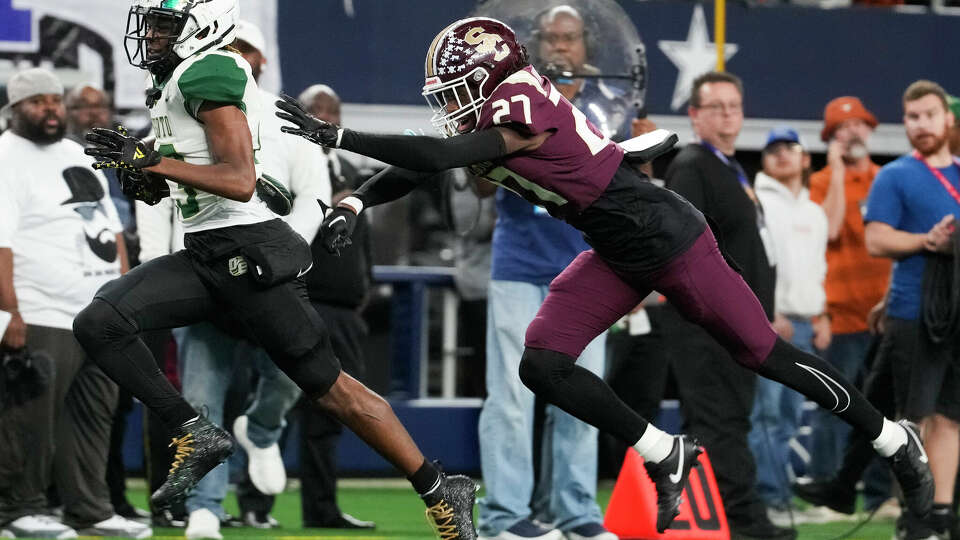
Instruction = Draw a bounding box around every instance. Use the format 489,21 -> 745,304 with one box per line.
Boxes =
0,68 -> 151,539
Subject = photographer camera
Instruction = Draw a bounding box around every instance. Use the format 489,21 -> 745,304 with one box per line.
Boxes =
0,346 -> 49,410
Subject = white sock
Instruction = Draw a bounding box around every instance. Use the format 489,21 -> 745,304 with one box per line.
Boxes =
633,424 -> 674,464
871,418 -> 908,457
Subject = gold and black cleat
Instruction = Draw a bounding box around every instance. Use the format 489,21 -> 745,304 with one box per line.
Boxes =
423,474 -> 478,540
150,416 -> 235,509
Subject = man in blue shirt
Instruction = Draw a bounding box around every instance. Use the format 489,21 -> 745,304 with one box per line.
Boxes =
864,80 -> 959,539
477,188 -> 611,540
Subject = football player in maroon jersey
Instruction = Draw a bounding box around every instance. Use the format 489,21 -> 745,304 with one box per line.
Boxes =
277,16 -> 933,533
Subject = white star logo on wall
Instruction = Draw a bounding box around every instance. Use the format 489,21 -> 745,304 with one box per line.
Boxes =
658,4 -> 739,111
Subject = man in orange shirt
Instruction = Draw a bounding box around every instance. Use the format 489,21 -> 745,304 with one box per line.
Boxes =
804,97 -> 893,509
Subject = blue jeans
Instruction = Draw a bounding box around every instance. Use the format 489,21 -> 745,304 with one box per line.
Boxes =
806,331 -> 871,480
174,322 -> 302,517
748,317 -> 810,508
478,280 -> 607,536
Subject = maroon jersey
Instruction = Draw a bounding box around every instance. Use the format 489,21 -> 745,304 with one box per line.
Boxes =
471,66 -> 623,218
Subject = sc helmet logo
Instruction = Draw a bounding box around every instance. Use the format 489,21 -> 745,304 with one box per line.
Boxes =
463,27 -> 509,62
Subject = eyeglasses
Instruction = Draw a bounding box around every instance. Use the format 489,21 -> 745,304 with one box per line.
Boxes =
697,101 -> 743,115
67,104 -> 110,112
540,31 -> 585,47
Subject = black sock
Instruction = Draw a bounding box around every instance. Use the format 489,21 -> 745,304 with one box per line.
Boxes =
757,337 -> 883,438
408,459 -> 441,498
931,503 -> 953,532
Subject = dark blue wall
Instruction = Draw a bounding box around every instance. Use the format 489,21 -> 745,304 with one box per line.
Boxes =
278,1 -> 955,123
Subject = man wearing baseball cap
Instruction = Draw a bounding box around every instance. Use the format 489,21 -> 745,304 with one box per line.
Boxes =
748,127 -> 829,518
801,97 -> 892,511
0,67 -> 150,538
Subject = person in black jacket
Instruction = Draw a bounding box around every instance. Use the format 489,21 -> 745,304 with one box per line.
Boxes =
664,71 -> 788,540
295,84 -> 376,530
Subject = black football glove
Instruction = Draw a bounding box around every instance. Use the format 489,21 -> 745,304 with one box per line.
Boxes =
275,94 -> 341,147
85,126 -> 162,172
318,199 -> 359,255
117,168 -> 170,206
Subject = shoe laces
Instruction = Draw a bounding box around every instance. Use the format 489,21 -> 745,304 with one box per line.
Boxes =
168,432 -> 196,475
425,500 -> 459,540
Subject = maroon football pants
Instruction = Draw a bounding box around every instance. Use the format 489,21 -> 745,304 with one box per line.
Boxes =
525,227 -> 777,370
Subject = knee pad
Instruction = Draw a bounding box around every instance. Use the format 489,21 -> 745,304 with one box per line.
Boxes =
73,298 -> 137,352
518,347 -> 575,396
269,332 -> 342,398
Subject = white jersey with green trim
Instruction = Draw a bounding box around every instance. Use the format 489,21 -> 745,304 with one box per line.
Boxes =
149,48 -> 274,232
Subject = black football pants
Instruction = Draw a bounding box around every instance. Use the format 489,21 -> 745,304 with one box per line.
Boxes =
73,226 -> 340,429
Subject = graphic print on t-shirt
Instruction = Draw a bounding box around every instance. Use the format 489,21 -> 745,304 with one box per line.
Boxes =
60,166 -> 118,263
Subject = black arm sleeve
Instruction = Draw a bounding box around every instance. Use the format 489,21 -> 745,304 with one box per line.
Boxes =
338,128 -> 507,173
352,165 -> 435,208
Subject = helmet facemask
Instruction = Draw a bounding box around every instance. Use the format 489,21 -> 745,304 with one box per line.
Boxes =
125,5 -> 194,77
125,0 -> 237,79
422,67 -> 489,138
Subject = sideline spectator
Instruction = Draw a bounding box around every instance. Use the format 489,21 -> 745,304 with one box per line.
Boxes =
0,67 -> 149,538
797,96 -> 893,514
948,95 -> 960,155
864,80 -> 960,539
65,85 -> 135,234
64,85 -> 111,147
476,147 -> 612,540
805,97 -> 892,490
530,5 -> 632,141
64,84 -> 146,520
665,71 -> 793,540
293,83 -> 377,531
748,127 -> 828,520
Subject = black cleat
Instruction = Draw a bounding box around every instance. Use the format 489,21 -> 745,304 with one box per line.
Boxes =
888,420 -> 934,519
643,435 -> 703,533
422,474 -> 478,540
793,479 -> 856,515
150,416 -> 235,510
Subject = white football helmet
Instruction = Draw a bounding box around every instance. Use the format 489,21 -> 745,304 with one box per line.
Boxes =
125,0 -> 238,76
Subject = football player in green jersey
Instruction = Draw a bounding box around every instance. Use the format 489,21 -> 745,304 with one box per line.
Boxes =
75,2 -> 477,538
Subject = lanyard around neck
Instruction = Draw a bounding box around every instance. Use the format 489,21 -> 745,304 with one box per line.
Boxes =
912,150 -> 960,207
702,141 -> 749,188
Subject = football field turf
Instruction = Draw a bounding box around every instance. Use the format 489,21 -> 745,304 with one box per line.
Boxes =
119,481 -> 898,540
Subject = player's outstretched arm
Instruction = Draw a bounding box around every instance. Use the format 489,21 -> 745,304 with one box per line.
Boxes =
276,94 -> 548,173
147,103 -> 258,201
353,166 -> 435,207
317,166 -> 432,255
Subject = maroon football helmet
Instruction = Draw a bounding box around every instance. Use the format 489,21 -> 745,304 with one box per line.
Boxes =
422,17 -> 527,137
